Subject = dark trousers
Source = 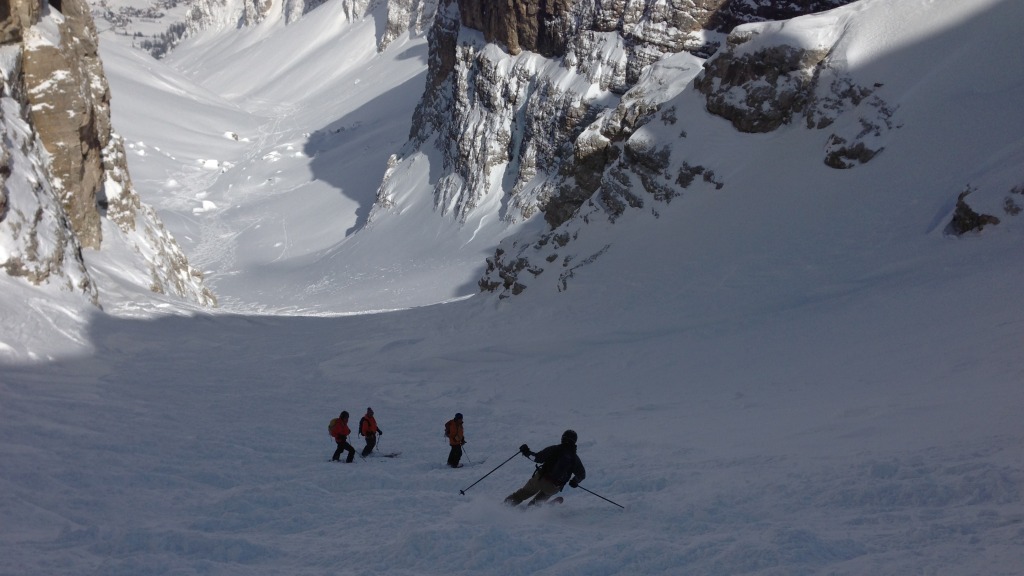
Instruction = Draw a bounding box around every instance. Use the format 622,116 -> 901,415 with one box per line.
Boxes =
447,444 -> 463,467
361,433 -> 377,457
332,439 -> 355,462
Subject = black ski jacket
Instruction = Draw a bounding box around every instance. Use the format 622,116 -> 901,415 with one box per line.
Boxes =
532,444 -> 585,486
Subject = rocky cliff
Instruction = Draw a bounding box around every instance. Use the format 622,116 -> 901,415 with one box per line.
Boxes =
2,40 -> 97,302
186,0 -> 276,33
693,22 -> 898,169
376,0 -> 867,297
184,0 -> 435,50
1,0 -> 214,306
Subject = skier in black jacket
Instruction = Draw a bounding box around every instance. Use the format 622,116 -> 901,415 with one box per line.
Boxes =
504,429 -> 586,506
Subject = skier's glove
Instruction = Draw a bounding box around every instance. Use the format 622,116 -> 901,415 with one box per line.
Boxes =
378,430 -> 383,436
520,444 -> 531,456
569,479 -> 579,488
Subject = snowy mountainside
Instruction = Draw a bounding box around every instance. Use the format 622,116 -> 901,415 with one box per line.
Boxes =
471,0 -> 1024,297
97,0 -> 467,314
91,0 -> 1024,317
0,0 -> 1022,574
91,0 -> 436,57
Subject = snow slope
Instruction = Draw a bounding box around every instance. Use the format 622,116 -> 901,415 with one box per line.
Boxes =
2,0 -> 1023,574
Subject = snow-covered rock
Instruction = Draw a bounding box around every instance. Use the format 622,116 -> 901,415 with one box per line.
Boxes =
1,0 -> 214,309
1,44 -> 98,305
380,0 -> 859,297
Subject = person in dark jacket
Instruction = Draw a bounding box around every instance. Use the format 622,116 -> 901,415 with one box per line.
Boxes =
358,407 -> 382,457
330,411 -> 355,463
504,429 -> 586,506
444,413 -> 466,468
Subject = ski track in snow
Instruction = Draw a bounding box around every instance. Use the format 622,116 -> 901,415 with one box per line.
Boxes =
184,100 -> 301,309
1,316 -> 1021,576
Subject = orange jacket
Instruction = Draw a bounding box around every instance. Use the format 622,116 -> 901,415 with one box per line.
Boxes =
445,419 -> 464,446
360,414 -> 379,436
331,419 -> 351,440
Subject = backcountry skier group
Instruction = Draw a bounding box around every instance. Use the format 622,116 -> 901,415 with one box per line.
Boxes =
327,410 -> 594,506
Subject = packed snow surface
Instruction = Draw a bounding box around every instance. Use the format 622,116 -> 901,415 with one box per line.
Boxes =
1,0 -> 1022,574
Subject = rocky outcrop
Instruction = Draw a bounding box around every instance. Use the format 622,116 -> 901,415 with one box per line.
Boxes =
1,0 -> 39,44
186,0 -> 278,35
398,0 -> 863,234
695,35 -> 828,133
22,0 -> 107,249
284,0 -> 331,24
1,40 -> 98,304
381,0 -> 439,50
381,0 -> 865,298
947,186 -> 1000,236
1,0 -> 215,306
695,25 -> 899,168
456,0 -> 575,58
456,0 -> 856,59
184,0 -> 431,53
703,0 -> 857,34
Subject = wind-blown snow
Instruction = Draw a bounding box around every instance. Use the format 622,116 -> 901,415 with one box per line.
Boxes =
1,0 -> 1022,574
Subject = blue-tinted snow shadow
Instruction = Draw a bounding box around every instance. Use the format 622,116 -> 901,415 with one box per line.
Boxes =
304,73 -> 426,237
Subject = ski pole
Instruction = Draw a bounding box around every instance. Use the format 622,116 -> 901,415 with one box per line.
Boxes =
459,451 -> 518,495
462,447 -> 471,464
577,485 -> 625,509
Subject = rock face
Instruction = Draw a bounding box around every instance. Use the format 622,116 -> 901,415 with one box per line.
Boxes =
454,0 -> 856,71
1,0 -> 38,44
1,0 -> 214,306
22,0 -> 106,249
187,0 -> 276,34
185,0 -> 435,51
380,0 -> 860,297
944,179 -> 1024,237
1,49 -> 97,303
381,0 -> 439,50
694,24 -> 899,169
946,187 -> 1000,236
695,37 -> 829,134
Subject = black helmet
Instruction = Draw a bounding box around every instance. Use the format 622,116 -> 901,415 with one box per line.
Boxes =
340,411 -> 349,419
455,413 -> 463,420
561,429 -> 577,445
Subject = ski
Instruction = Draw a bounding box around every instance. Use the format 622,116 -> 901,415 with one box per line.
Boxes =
513,496 -> 564,510
361,451 -> 401,459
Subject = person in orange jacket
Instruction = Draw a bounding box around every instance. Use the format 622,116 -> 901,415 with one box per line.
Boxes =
444,413 -> 466,468
358,407 -> 382,457
329,411 -> 355,463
